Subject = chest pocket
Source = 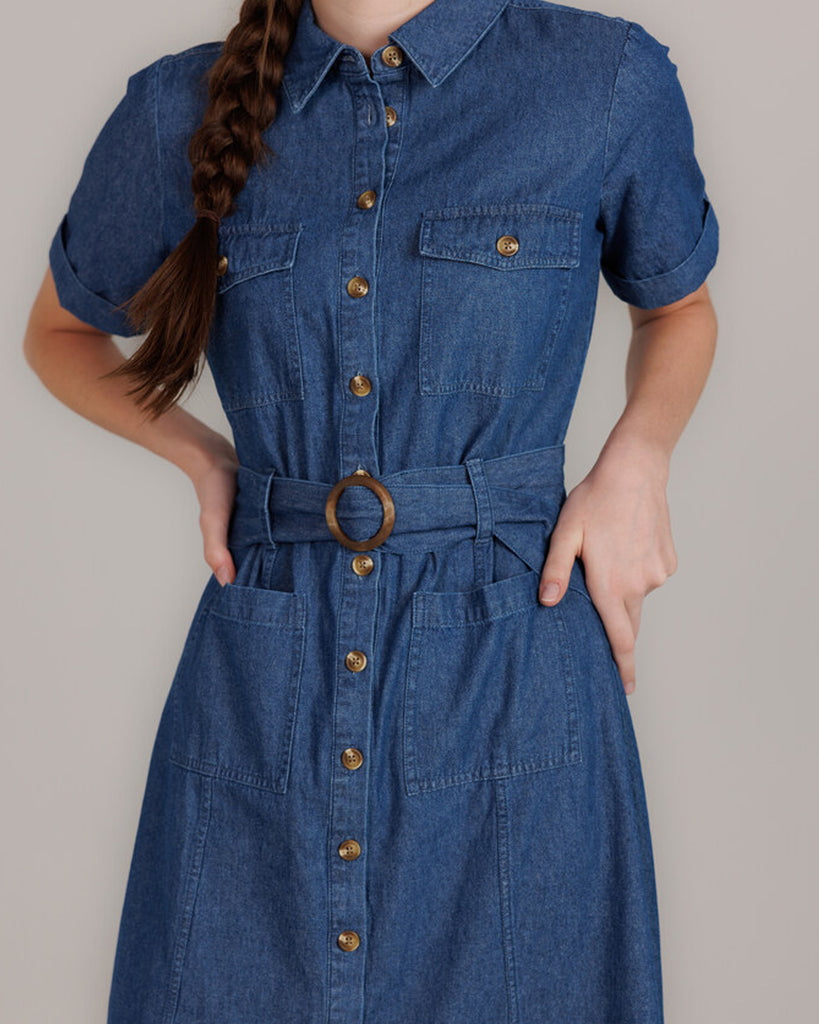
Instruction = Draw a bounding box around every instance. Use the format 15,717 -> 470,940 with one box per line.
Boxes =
418,203 -> 581,397
207,222 -> 305,412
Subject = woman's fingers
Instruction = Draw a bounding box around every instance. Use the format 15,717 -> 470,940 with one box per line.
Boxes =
190,448 -> 239,586
538,521 -> 582,606
200,503 -> 236,585
536,466 -> 670,695
539,486 -> 585,605
595,591 -> 639,693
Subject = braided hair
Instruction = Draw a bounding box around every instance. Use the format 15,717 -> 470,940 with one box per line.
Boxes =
105,0 -> 305,419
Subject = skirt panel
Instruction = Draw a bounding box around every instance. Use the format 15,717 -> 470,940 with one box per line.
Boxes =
107,520 -> 663,1024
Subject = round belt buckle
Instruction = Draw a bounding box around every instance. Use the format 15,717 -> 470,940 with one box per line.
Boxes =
325,471 -> 396,551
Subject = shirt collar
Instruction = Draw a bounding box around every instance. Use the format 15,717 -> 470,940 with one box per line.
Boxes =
282,0 -> 512,113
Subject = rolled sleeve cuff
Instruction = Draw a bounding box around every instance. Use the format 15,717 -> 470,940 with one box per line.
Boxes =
601,199 -> 719,309
48,214 -> 141,337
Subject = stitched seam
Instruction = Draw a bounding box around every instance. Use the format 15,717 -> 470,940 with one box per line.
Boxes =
508,0 -> 629,25
164,40 -> 223,64
422,201 -> 580,220
161,773 -> 212,1024
411,754 -> 581,792
152,57 -> 167,255
599,21 -> 633,223
495,778 -> 522,1024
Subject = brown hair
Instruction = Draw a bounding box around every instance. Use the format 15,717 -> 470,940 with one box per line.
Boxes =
104,0 -> 305,419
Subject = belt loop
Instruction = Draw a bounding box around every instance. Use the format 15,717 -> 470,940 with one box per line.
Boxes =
465,457 -> 494,587
263,468 -> 278,550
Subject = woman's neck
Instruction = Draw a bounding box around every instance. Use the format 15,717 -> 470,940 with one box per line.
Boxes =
310,0 -> 436,61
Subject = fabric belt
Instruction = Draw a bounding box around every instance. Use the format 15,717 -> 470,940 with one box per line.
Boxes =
227,443 -> 567,558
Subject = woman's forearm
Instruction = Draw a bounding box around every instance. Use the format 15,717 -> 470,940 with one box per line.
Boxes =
24,272 -> 234,484
603,283 -> 719,464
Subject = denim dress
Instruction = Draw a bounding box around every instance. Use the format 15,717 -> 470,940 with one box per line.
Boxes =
49,1 -> 719,1021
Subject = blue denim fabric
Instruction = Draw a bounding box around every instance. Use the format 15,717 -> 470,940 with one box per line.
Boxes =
48,1 -> 718,1021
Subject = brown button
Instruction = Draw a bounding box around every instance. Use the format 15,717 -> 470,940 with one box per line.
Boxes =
338,930 -> 361,951
216,254 -> 229,276
385,105 -> 397,127
338,838 -> 362,861
357,189 -> 377,209
345,650 -> 367,672
350,374 -> 372,396
381,45 -> 404,67
352,554 -> 374,576
341,747 -> 364,770
346,276 -> 369,298
496,234 -> 519,257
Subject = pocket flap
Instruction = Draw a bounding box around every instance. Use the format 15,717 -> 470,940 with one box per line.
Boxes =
493,520 -> 549,575
419,203 -> 581,270
493,521 -> 592,602
216,222 -> 304,293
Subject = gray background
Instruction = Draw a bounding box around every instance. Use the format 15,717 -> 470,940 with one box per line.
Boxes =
1,0 -> 816,1020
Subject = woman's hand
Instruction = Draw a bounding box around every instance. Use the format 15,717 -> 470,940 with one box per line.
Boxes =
538,436 -> 678,694
188,437 -> 241,586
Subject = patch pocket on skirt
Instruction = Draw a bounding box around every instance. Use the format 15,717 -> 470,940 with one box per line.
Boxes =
402,566 -> 582,796
169,575 -> 307,794
417,202 -> 581,397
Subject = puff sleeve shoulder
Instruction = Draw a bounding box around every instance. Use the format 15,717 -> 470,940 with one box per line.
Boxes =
48,59 -> 167,337
598,21 -> 719,308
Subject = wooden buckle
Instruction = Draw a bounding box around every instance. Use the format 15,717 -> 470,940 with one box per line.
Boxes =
325,471 -> 395,551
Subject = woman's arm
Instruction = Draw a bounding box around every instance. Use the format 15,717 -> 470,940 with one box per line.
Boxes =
538,280 -> 719,693
23,265 -> 240,585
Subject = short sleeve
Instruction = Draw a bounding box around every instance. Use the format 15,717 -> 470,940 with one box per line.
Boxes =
598,21 -> 719,308
48,60 -> 167,336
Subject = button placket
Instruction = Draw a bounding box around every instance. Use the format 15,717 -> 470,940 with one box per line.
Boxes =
329,536 -> 379,1020
327,54 -> 401,1024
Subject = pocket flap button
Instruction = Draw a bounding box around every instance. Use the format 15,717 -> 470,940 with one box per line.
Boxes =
496,235 -> 519,257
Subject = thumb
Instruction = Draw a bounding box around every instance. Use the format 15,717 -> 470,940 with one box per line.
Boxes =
539,527 -> 581,606
212,552 -> 236,588
201,510 -> 236,587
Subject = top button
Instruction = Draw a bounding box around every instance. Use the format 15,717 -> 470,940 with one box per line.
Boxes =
381,44 -> 404,67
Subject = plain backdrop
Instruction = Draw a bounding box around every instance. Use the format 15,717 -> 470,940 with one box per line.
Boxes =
1,0 -> 816,1021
